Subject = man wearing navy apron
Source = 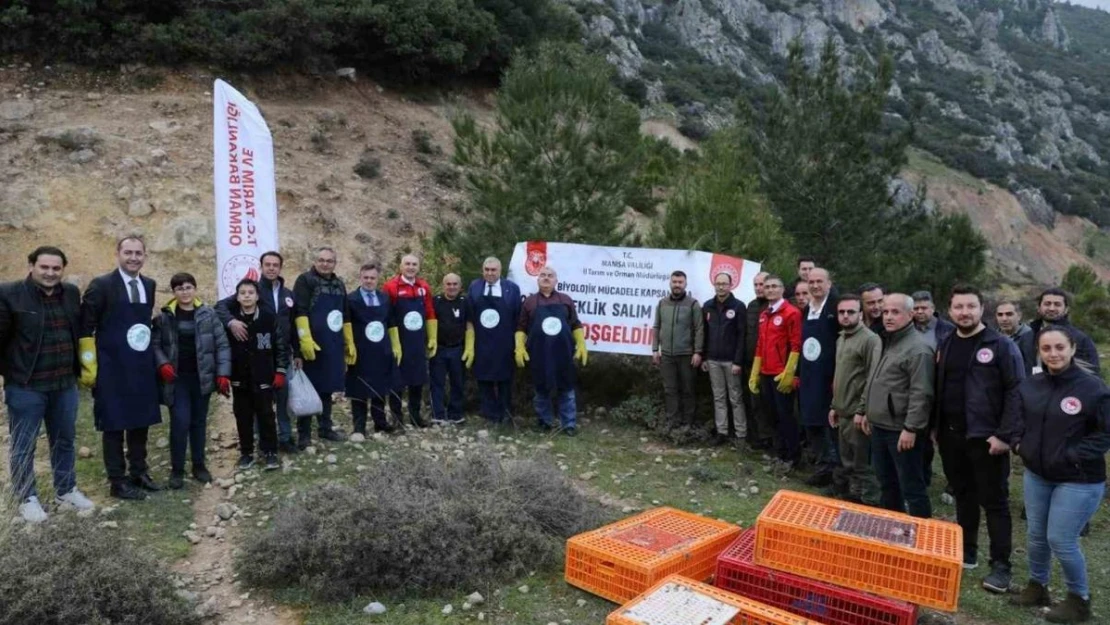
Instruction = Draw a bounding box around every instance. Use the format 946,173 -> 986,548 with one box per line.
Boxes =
79,236 -> 161,500
345,262 -> 403,434
292,246 -> 356,448
431,273 -> 468,425
515,266 -> 588,436
216,250 -> 301,454
382,254 -> 437,427
798,268 -> 841,487
465,257 -> 520,425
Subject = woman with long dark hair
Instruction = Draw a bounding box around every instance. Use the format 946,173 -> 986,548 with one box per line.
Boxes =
1010,327 -> 1110,623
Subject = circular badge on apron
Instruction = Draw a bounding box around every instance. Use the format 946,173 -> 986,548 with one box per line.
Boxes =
480,309 -> 501,329
285,296 -> 294,309
365,321 -> 385,343
725,309 -> 736,319
976,348 -> 994,364
803,337 -> 822,361
1061,397 -> 1082,415
403,311 -> 424,331
326,310 -> 343,332
541,317 -> 563,336
126,324 -> 150,351
772,315 -> 783,327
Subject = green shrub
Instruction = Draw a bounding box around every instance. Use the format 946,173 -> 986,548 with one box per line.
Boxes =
354,151 -> 381,179
238,451 -> 610,599
412,128 -> 443,155
0,517 -> 198,625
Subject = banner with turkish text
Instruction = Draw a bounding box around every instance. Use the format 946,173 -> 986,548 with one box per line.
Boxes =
508,242 -> 761,356
213,79 -> 278,299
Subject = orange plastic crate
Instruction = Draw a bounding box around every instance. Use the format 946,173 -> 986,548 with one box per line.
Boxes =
607,574 -> 820,625
566,507 -> 741,603
754,490 -> 963,611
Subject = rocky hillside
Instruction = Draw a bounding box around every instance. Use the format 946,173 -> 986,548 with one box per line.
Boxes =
1,60 -> 1103,292
572,0 -> 1110,229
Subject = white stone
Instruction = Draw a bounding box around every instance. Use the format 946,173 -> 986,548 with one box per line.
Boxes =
442,604 -> 453,615
363,601 -> 387,615
518,585 -> 529,594
325,454 -> 338,464
349,433 -> 366,443
467,592 -> 484,605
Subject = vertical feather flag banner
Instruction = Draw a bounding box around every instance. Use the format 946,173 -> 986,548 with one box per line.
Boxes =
213,79 -> 278,299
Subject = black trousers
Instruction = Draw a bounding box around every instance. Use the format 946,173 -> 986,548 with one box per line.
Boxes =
103,427 -> 149,483
938,428 -> 1012,566
233,386 -> 276,456
351,393 -> 402,433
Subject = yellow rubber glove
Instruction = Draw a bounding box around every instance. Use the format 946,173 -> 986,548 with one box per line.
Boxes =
388,327 -> 403,365
514,331 -> 529,368
426,319 -> 438,358
462,328 -> 475,369
295,316 -> 320,361
775,352 -> 800,394
572,327 -> 588,367
78,337 -> 98,388
342,322 -> 357,366
748,357 -> 762,395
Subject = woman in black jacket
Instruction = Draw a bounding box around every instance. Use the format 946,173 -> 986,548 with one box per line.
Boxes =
225,279 -> 290,472
1010,327 -> 1110,623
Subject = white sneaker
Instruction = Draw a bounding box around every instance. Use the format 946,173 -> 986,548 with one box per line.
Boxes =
56,488 -> 95,511
18,496 -> 48,523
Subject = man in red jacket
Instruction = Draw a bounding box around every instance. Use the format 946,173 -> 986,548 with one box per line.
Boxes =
381,254 -> 437,427
748,274 -> 802,472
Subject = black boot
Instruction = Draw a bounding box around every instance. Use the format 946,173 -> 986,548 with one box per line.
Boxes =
110,480 -> 147,500
1045,592 -> 1091,623
1010,580 -> 1051,608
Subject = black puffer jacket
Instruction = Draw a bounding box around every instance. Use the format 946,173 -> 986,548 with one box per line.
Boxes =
1015,364 -> 1110,484
154,300 -> 231,405
702,294 -> 746,365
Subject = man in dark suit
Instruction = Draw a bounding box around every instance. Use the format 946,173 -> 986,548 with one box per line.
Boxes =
79,235 -> 162,500
216,250 -> 301,453
465,257 -> 521,425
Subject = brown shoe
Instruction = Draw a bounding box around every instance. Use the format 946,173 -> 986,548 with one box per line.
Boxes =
1010,580 -> 1051,608
1045,592 -> 1091,623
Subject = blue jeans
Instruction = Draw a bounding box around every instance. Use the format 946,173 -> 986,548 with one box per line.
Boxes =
871,426 -> 932,518
5,384 -> 79,500
479,380 -> 512,423
429,345 -> 464,421
533,386 -> 576,428
170,373 -> 211,472
1024,470 -> 1105,599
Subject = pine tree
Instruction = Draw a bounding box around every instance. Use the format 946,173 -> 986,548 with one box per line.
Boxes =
429,41 -> 659,281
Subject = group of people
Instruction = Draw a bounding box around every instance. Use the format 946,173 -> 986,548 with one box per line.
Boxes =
653,257 -> 1108,623
0,240 -> 590,518
3,241 -> 1107,622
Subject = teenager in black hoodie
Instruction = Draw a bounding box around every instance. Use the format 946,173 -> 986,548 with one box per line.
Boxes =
226,279 -> 290,471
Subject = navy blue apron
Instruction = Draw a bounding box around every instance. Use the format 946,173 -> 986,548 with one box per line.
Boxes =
527,302 -> 575,393
302,288 -> 346,395
345,290 -> 398,400
798,305 -> 838,427
469,281 -> 515,382
93,289 -> 160,432
396,295 -> 429,386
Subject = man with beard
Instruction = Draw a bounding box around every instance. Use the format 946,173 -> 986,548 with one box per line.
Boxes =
994,300 -> 1035,372
860,283 -> 885,338
1023,288 -> 1100,375
652,271 -> 704,428
933,284 -> 1023,592
749,275 -> 802,472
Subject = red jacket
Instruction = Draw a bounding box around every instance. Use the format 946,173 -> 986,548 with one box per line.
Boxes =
381,275 -> 436,319
754,300 -> 801,375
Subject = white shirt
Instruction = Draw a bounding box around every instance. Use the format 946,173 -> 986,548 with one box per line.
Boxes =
118,268 -> 147,304
482,279 -> 502,297
807,296 -> 829,320
768,299 -> 785,314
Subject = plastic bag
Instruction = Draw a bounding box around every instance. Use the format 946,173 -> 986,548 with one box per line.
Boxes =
287,368 -> 323,417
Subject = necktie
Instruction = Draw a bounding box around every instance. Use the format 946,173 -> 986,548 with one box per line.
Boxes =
129,279 -> 140,304
486,283 -> 492,297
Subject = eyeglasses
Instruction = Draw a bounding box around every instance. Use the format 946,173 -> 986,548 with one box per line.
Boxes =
315,258 -> 337,265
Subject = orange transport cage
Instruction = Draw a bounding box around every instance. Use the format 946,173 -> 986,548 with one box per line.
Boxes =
606,574 -> 821,625
753,490 -> 963,612
566,507 -> 742,603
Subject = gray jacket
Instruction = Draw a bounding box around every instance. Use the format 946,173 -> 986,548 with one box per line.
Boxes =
652,293 -> 704,357
154,300 -> 231,405
865,322 -> 935,432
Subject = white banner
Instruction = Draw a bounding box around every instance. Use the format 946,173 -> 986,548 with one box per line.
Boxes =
508,242 -> 762,356
213,79 -> 279,299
